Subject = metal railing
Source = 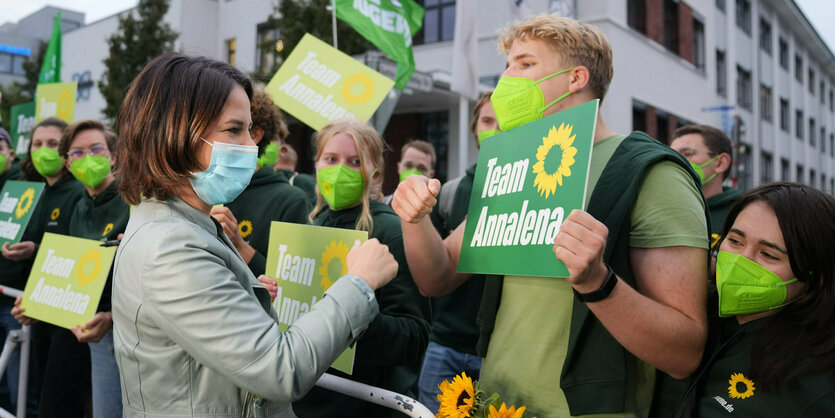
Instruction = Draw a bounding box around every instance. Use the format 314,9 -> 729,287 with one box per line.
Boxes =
0,285 -> 29,418
316,373 -> 434,417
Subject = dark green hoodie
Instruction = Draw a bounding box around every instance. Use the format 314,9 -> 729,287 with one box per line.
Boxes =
293,200 -> 431,418
706,186 -> 742,242
276,169 -> 317,203
226,167 -> 311,277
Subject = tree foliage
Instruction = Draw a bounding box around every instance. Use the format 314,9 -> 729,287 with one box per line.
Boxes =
251,0 -> 374,82
0,42 -> 45,127
98,0 -> 178,122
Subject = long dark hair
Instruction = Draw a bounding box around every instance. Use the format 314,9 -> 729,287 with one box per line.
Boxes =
115,53 -> 252,205
19,117 -> 69,181
718,182 -> 835,390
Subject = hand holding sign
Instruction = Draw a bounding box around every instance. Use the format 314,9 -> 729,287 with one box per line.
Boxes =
71,311 -> 112,343
553,209 -> 610,293
346,239 -> 398,290
2,241 -> 36,261
11,296 -> 36,326
391,175 -> 440,223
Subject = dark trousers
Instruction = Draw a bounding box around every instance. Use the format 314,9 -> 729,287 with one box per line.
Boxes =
30,322 -> 90,418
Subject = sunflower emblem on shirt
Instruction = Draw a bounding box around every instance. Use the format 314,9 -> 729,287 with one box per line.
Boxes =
102,223 -> 113,237
51,208 -> 60,221
532,123 -> 578,199
238,220 -> 253,239
728,373 -> 756,399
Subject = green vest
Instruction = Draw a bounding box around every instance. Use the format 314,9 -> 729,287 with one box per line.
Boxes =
477,132 -> 708,415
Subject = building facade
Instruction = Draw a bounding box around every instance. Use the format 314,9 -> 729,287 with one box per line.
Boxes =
45,0 -> 835,193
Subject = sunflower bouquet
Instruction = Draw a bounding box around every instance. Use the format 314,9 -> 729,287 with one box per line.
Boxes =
435,372 -> 535,418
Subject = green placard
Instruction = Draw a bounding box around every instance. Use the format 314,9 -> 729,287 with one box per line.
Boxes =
458,100 -> 598,277
35,82 -> 77,123
0,180 -> 46,246
20,233 -> 116,329
9,101 -> 36,156
265,221 -> 367,374
265,33 -> 394,131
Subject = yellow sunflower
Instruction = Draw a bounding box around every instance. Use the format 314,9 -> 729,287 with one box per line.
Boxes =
238,220 -> 254,239
728,373 -> 755,399
531,123 -> 578,199
15,188 -> 35,219
486,403 -> 528,418
319,240 -> 350,291
51,208 -> 60,221
341,73 -> 375,104
76,249 -> 103,286
436,372 -> 475,418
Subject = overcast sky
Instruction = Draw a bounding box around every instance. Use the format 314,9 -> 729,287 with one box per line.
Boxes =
1,0 -> 834,53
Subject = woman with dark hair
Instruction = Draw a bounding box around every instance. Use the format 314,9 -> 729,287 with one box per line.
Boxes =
675,182 -> 835,417
111,53 -> 397,417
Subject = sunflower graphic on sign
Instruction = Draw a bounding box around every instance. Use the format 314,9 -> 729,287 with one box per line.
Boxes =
341,74 -> 375,104
76,249 -> 103,286
532,123 -> 578,199
15,188 -> 35,219
318,240 -> 350,291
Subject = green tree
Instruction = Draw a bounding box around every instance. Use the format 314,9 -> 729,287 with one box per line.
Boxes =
0,42 -> 45,127
251,0 -> 374,82
98,0 -> 178,122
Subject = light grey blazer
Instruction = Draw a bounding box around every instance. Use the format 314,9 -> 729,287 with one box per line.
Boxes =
112,197 -> 378,417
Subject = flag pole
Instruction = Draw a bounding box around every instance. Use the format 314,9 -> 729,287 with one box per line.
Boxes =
331,0 -> 338,49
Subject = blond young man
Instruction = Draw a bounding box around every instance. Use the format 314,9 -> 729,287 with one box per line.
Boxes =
392,16 -> 709,417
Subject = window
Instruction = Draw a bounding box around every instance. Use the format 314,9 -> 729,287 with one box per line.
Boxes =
822,127 -> 827,152
810,118 -> 816,146
796,164 -> 804,183
809,69 -> 815,94
810,169 -> 816,187
656,109 -> 670,144
760,152 -> 773,184
759,17 -> 771,55
0,52 -> 11,73
415,0 -> 456,45
795,55 -> 803,83
831,133 -> 834,157
627,0 -> 647,34
759,84 -> 772,122
717,0 -> 725,12
226,38 -> 236,66
11,55 -> 24,75
778,37 -> 788,69
632,101 -> 647,132
780,158 -> 790,181
821,81 -> 826,104
693,18 -> 705,70
255,23 -> 280,75
779,98 -> 789,131
830,89 -> 834,112
716,50 -> 727,96
663,0 -> 679,53
737,66 -> 752,110
736,0 -> 751,35
796,109 -> 803,139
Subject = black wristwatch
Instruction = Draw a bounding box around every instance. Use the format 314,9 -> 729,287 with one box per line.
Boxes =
572,265 -> 617,303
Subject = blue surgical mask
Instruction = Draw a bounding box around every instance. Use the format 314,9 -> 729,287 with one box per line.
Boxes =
189,138 -> 258,205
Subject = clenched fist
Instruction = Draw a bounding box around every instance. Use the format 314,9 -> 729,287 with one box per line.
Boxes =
391,175 -> 441,223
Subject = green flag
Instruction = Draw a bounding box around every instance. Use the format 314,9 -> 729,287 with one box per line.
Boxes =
38,11 -> 62,84
334,0 -> 424,90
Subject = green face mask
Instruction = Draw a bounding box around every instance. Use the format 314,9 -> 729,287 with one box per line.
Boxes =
31,147 -> 63,177
690,155 -> 719,184
0,154 -> 6,173
477,129 -> 501,146
399,168 -> 423,182
716,251 -> 799,317
317,164 -> 366,210
70,155 -> 111,188
257,142 -> 280,169
490,68 -> 574,132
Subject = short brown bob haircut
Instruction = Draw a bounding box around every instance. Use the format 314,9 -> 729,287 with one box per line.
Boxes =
59,119 -> 117,158
116,53 -> 253,205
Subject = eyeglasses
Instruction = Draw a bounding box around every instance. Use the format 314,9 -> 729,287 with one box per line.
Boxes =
68,145 -> 108,159
674,147 -> 716,159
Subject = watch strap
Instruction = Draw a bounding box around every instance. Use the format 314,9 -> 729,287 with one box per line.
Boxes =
573,265 -> 617,303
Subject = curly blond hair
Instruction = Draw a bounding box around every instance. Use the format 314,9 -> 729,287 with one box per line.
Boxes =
499,15 -> 614,101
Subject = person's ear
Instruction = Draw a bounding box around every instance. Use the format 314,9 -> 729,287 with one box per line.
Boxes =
715,153 -> 732,176
568,66 -> 591,94
251,127 -> 265,144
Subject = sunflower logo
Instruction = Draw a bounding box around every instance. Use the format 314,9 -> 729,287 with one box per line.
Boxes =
532,123 -> 578,199
238,220 -> 253,239
728,373 -> 755,399
437,372 -> 475,418
318,240 -> 350,291
710,233 -> 721,249
15,188 -> 35,219
341,73 -> 375,104
57,90 -> 73,121
102,223 -> 113,237
51,208 -> 60,221
486,403 -> 527,418
321,181 -> 333,196
76,249 -> 103,286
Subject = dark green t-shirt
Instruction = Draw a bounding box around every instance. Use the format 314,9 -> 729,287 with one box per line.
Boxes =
225,167 -> 311,277
293,200 -> 430,418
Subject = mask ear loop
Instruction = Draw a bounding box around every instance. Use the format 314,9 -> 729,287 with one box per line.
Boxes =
533,68 -> 576,113
700,154 -> 721,183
